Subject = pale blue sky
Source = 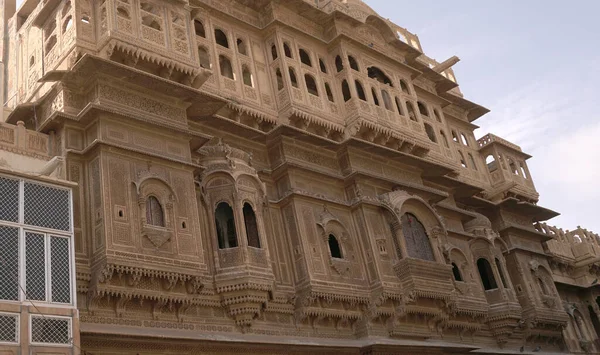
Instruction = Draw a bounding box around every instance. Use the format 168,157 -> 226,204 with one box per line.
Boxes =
15,0 -> 598,232
368,0 -> 600,232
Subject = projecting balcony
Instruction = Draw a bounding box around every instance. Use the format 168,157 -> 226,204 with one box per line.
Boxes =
393,258 -> 455,301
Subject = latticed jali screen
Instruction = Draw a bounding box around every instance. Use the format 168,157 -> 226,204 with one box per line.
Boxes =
0,313 -> 18,344
31,316 -> 71,345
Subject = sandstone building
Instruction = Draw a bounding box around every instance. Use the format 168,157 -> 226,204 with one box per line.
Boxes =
0,0 -> 599,354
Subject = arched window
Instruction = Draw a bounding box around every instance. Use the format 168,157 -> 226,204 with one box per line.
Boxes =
325,83 -> 334,102
215,202 -> 237,249
305,74 -> 318,96
119,7 -> 131,20
451,130 -> 459,143
468,153 -> 478,170
214,29 -> 228,48
486,155 -> 498,172
243,203 -> 260,248
434,109 -> 442,122
319,58 -> 327,73
400,79 -> 410,94
452,263 -> 463,281
342,80 -> 351,101
395,97 -> 404,115
348,55 -> 359,71
459,151 -> 468,168
367,66 -> 392,86
299,48 -> 312,66
520,163 -> 528,179
495,258 -> 508,288
537,277 -> 548,295
146,196 -> 165,227
508,158 -> 518,175
198,47 -> 210,69
271,44 -> 278,60
62,16 -> 73,33
417,101 -> 428,117
477,258 -> 498,290
194,19 -> 205,37
400,213 -> 435,261
355,80 -> 366,101
381,90 -> 393,111
406,102 -> 417,121
371,87 -> 380,106
275,68 -> 283,90
242,65 -> 253,87
424,123 -> 437,143
335,55 -> 343,72
237,38 -> 247,55
283,42 -> 292,58
219,55 -> 234,79
45,35 -> 57,53
328,234 -> 343,259
460,133 -> 469,146
440,130 -> 449,148
288,67 -> 298,88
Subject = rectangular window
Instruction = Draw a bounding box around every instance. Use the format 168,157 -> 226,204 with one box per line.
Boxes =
24,181 -> 71,232
30,316 -> 71,346
25,232 -> 47,301
0,225 -> 19,301
0,313 -> 19,344
50,236 -> 71,303
0,177 -> 19,222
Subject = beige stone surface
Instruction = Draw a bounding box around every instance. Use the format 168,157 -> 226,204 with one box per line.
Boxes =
0,0 -> 598,354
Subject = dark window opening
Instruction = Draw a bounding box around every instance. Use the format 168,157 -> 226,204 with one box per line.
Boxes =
283,42 -> 292,58
495,258 -> 508,288
243,203 -> 260,248
469,153 -> 478,171
440,131 -> 449,148
219,55 -> 234,79
276,68 -> 284,90
198,47 -> 210,69
400,213 -> 435,261
486,155 -> 498,172
371,87 -> 380,106
146,196 -> 164,227
452,263 -> 463,281
400,79 -> 410,94
406,102 -> 417,121
417,101 -> 429,117
425,123 -> 437,143
461,133 -> 469,146
319,58 -> 327,73
325,83 -> 334,102
328,234 -> 342,258
237,38 -> 247,55
289,67 -> 298,88
459,151 -> 468,168
299,48 -> 312,66
348,55 -> 359,71
305,74 -> 318,96
335,55 -> 343,72
194,19 -> 205,37
215,202 -> 237,249
395,97 -> 404,115
477,258 -> 498,290
367,66 -> 392,86
452,130 -> 459,143
214,29 -> 228,48
271,44 -> 278,60
355,81 -> 366,101
342,80 -> 351,101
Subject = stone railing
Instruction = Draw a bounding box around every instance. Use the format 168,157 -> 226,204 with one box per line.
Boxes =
537,222 -> 600,262
477,133 -> 522,152
0,121 -> 51,158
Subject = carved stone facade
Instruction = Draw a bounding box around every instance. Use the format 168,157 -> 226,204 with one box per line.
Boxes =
0,0 -> 598,354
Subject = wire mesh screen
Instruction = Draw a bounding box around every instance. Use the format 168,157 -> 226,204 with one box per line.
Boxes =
0,313 -> 18,343
24,182 -> 70,231
0,177 -> 19,223
26,232 -> 46,301
50,237 -> 71,303
0,226 -> 19,301
31,316 -> 70,345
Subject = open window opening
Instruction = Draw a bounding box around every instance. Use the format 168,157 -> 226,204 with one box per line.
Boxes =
243,203 -> 260,248
371,87 -> 380,106
395,97 -> 404,115
328,234 -> 343,259
237,38 -> 247,55
319,58 -> 327,73
215,202 -> 237,249
342,80 -> 351,102
219,55 -> 234,79
271,44 -> 278,60
460,133 -> 469,146
477,258 -> 498,290
305,74 -> 318,96
355,80 -> 366,101
335,55 -> 343,72
400,79 -> 410,94
146,196 -> 165,227
283,42 -> 292,58
459,151 -> 468,168
486,155 -> 498,172
406,102 -> 417,121
468,153 -> 478,170
194,19 -> 205,37
367,66 -> 392,86
299,48 -> 312,66
289,67 -> 298,88
425,123 -> 437,143
325,82 -> 334,102
417,101 -> 429,117
198,47 -> 210,69
348,55 -> 359,71
242,65 -> 253,87
452,263 -> 463,281
214,29 -> 229,48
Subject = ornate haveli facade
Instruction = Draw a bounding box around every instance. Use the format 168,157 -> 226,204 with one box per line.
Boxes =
1,0 -> 599,354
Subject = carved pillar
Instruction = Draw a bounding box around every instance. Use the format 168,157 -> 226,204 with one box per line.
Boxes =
390,219 -> 408,260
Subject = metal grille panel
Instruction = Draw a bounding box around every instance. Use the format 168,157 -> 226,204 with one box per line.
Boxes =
50,237 -> 71,303
24,182 -> 70,231
0,314 -> 18,343
31,316 -> 70,345
0,226 -> 19,301
0,177 -> 19,222
26,232 -> 46,301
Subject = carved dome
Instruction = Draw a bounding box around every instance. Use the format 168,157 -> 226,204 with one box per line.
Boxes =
339,0 -> 378,17
464,212 -> 492,233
